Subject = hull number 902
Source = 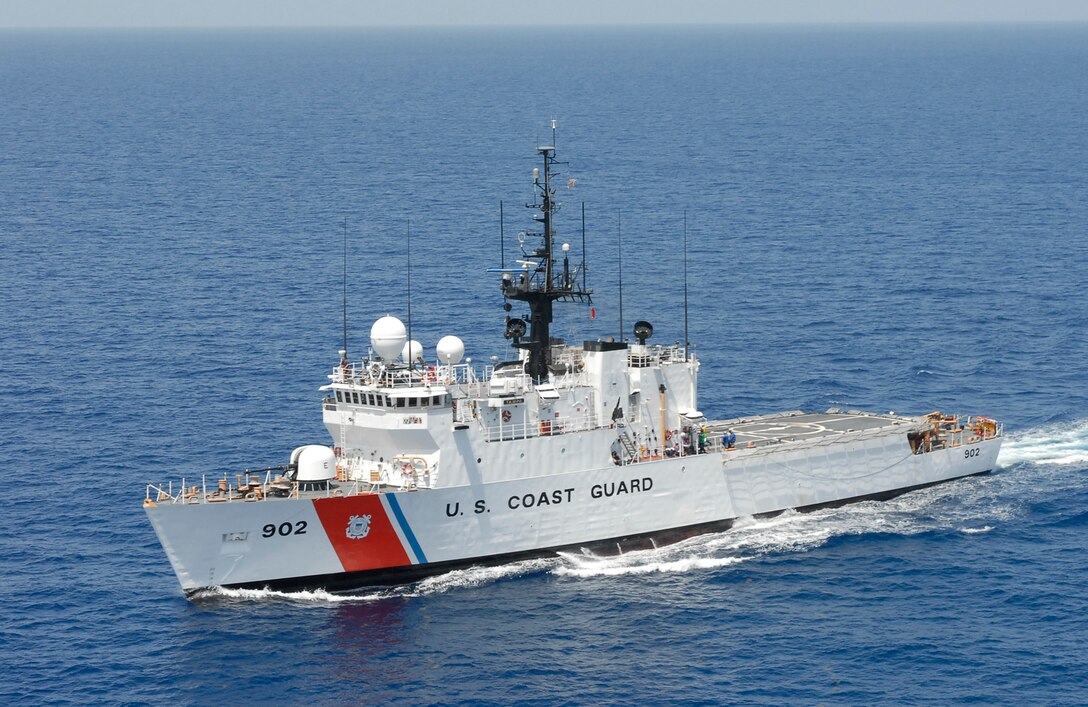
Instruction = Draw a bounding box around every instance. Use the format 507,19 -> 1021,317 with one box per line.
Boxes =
964,447 -> 981,459
262,521 -> 307,538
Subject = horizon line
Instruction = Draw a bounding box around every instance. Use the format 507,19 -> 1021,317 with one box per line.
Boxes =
2,19 -> 1088,30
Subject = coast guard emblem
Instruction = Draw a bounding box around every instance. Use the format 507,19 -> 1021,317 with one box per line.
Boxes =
346,514 -> 373,540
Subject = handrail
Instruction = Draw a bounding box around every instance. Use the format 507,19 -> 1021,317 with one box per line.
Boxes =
332,361 -> 480,388
482,411 -> 598,442
331,352 -> 606,393
143,469 -> 423,506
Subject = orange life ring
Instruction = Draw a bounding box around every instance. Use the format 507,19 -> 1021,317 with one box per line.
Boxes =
502,409 -> 512,423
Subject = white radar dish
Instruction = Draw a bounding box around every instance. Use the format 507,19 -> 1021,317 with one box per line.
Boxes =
436,335 -> 465,365
370,316 -> 407,361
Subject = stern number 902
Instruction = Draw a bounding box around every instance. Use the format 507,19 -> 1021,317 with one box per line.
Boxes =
964,447 -> 981,459
262,521 -> 307,538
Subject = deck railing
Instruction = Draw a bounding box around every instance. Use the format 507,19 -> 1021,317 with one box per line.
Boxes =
331,361 -> 482,388
145,473 -> 392,507
481,411 -> 599,442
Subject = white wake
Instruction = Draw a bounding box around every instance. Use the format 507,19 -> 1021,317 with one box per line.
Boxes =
997,419 -> 1088,466
551,466 -> 1026,579
202,557 -> 558,604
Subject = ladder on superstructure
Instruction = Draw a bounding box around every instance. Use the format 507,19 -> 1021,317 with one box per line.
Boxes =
615,422 -> 639,464
337,407 -> 349,481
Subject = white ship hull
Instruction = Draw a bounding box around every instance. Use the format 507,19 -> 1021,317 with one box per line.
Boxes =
146,418 -> 1001,594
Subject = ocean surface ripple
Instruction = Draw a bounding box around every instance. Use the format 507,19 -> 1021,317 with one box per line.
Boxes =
2,25 -> 1086,704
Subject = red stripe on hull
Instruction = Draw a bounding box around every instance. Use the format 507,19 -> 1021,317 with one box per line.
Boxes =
312,495 -> 412,572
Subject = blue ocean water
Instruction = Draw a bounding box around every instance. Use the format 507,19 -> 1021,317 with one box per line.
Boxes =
2,24 -> 1087,704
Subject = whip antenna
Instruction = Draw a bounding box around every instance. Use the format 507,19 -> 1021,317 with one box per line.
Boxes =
581,202 -> 587,291
617,210 -> 624,342
342,218 -> 348,355
683,211 -> 689,359
678,208 -> 687,358
406,219 -> 413,371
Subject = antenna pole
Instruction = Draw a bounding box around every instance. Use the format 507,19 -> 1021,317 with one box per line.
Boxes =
683,211 -> 689,360
342,218 -> 348,355
500,200 -> 505,270
617,210 -> 623,342
406,219 -> 413,371
542,141 -> 554,291
581,201 -> 587,291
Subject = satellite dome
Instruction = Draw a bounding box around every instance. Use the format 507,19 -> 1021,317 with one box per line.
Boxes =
436,335 -> 465,365
401,339 -> 423,364
370,316 -> 407,361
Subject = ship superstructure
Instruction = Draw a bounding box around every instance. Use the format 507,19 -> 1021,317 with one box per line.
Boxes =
144,132 -> 1003,597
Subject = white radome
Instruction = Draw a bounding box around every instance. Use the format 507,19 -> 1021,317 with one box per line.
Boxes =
402,339 -> 423,363
370,316 -> 407,360
436,335 -> 465,365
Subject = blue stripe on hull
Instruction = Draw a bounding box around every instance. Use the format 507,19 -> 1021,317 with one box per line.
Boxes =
384,493 -> 429,564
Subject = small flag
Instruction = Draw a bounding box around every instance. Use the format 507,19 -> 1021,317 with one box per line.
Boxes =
590,307 -> 596,319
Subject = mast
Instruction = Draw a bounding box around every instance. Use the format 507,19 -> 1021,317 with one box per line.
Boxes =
501,124 -> 592,382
